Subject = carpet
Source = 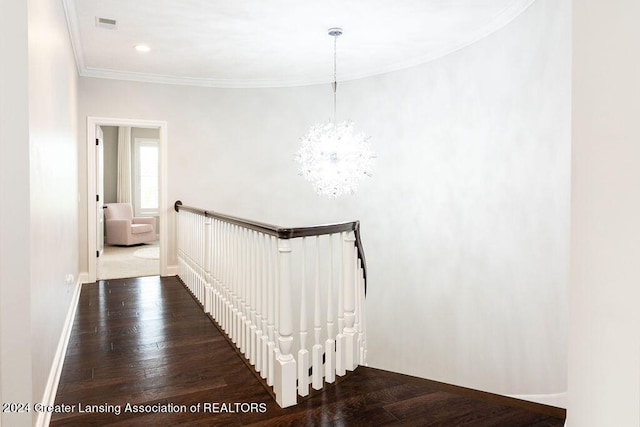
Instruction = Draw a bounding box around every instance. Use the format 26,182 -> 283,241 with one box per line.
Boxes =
133,246 -> 160,260
97,242 -> 159,280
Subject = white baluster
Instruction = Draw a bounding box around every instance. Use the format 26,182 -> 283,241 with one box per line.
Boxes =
245,228 -> 252,360
191,214 -> 194,292
355,255 -> 364,366
197,216 -> 201,301
225,222 -> 232,335
198,218 -> 202,301
197,214 -> 201,298
249,230 -> 258,366
240,226 -> 247,351
194,215 -> 198,299
312,235 -> 323,390
213,219 -> 221,322
274,235 -> 281,376
193,213 -> 197,294
255,231 -> 264,374
225,222 -> 231,330
182,212 -> 186,277
176,211 -> 181,277
180,212 -> 185,285
240,226 -> 247,352
188,213 -> 193,292
274,238 -> 296,407
267,236 -> 276,386
221,221 -> 227,328
213,219 -> 218,320
298,237 -> 309,397
239,226 -> 245,346
231,225 -> 239,344
198,216 -> 203,302
233,226 -> 244,352
218,219 -> 224,323
195,214 -> 199,296
260,232 -> 269,379
182,212 -> 187,288
215,219 -> 221,325
325,234 -> 336,384
185,213 -> 189,288
358,260 -> 368,366
343,231 -> 357,371
336,232 -> 346,377
226,222 -> 232,333
204,216 -> 212,314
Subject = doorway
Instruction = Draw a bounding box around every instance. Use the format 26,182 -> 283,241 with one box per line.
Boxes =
97,125 -> 160,279
86,117 -> 168,283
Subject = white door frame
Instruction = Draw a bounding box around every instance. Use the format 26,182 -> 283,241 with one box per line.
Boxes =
86,116 -> 168,283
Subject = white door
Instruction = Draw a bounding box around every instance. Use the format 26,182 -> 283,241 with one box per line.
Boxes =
96,126 -> 104,257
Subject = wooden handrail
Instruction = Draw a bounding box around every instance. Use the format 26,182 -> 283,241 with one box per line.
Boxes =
174,200 -> 368,292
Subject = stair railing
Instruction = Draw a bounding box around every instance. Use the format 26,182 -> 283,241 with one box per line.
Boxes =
174,201 -> 368,408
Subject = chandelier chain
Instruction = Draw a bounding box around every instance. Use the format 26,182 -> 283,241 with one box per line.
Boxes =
333,34 -> 337,123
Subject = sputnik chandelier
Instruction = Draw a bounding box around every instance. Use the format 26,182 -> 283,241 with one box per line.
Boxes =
295,27 -> 375,198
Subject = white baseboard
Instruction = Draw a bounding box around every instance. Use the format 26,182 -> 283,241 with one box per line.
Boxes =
35,277 -> 83,427
507,391 -> 567,409
165,264 -> 178,276
78,271 -> 89,284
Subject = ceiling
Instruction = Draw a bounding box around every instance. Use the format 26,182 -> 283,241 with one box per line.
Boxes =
62,0 -> 535,88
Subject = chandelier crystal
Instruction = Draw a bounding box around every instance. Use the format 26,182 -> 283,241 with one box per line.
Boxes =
295,27 -> 375,198
297,120 -> 374,198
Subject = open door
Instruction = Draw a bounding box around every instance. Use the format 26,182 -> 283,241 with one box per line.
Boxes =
86,117 -> 168,283
96,126 -> 104,258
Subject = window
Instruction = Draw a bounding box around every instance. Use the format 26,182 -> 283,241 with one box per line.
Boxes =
134,138 -> 159,216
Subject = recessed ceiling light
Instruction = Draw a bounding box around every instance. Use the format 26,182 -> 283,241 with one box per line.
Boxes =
135,45 -> 150,53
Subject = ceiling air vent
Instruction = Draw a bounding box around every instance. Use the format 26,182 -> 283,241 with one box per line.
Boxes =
95,17 -> 117,29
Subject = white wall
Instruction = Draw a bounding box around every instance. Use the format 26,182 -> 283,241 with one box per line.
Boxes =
0,0 -> 79,424
568,0 -> 640,425
78,0 -> 570,405
28,0 -> 80,412
0,0 -> 33,424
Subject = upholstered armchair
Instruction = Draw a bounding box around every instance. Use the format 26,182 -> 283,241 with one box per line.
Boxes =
104,203 -> 156,246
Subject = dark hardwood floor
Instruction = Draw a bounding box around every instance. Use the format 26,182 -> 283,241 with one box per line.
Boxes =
51,276 -> 565,426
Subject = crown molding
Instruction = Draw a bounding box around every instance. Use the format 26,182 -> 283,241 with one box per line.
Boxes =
63,0 -> 536,89
62,0 -> 85,77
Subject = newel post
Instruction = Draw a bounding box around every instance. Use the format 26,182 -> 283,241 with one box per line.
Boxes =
343,230 -> 358,371
274,238 -> 296,407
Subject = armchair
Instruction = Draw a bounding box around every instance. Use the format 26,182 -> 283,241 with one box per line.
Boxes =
104,203 -> 156,246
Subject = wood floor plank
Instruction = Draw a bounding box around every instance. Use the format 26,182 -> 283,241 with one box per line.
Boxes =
51,276 -> 565,426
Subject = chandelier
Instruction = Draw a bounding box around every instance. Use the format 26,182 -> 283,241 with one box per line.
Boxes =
295,28 -> 375,198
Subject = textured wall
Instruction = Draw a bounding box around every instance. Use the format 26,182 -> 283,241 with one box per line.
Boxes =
78,0 -> 570,405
